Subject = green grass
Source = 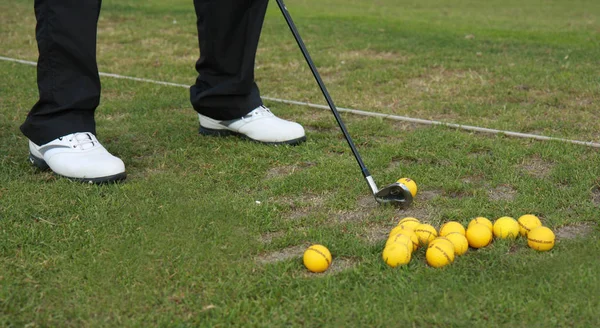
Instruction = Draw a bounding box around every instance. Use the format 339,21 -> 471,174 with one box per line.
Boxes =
1,0 -> 600,326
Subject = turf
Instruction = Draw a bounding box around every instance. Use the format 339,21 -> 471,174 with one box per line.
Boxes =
1,0 -> 600,326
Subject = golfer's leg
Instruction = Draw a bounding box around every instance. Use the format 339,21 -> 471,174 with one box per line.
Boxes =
190,0 -> 306,145
21,0 -> 102,146
190,0 -> 268,120
22,0 -> 126,183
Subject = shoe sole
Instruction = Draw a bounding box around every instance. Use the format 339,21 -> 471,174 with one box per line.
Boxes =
29,153 -> 127,184
199,126 -> 306,146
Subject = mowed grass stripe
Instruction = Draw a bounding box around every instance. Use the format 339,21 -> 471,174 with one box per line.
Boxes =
4,55 -> 599,149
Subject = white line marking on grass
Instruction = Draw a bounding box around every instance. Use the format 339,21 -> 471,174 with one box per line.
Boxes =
2,55 -> 599,148
0,56 -> 190,88
262,97 -> 600,148
0,56 -> 38,66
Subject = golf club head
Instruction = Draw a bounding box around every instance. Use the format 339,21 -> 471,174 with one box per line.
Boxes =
374,182 -> 413,207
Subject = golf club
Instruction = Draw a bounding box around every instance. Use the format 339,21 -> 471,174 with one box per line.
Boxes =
275,0 -> 413,207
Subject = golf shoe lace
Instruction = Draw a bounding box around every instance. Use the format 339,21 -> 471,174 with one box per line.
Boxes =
69,133 -> 98,150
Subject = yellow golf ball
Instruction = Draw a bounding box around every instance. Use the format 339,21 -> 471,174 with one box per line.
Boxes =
429,237 -> 455,251
426,242 -> 455,268
439,221 -> 466,236
527,226 -> 555,251
518,214 -> 542,236
386,233 -> 411,248
387,229 -> 419,252
397,178 -> 417,197
414,223 -> 438,246
397,217 -> 421,230
445,232 -> 469,256
382,242 -> 412,267
493,216 -> 520,239
466,223 -> 493,248
468,217 -> 493,231
303,244 -> 332,273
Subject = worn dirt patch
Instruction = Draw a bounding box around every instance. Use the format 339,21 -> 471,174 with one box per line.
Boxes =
322,257 -> 357,275
274,194 -> 326,207
265,162 -> 316,179
333,209 -> 371,223
356,195 -> 379,210
444,189 -> 473,199
256,244 -> 307,264
519,156 -> 555,178
332,195 -> 382,223
257,231 -> 285,244
555,222 -> 596,240
257,248 -> 357,275
287,210 -> 311,221
462,175 -> 484,184
287,209 -> 313,221
393,207 -> 434,223
386,158 -> 418,171
270,194 -> 326,221
467,150 -> 492,159
360,208 -> 436,244
265,165 -> 297,179
592,186 -> 600,206
300,257 -> 358,277
417,190 -> 443,202
406,68 -> 490,97
388,156 -> 451,167
336,50 -> 411,63
488,185 -> 516,201
361,225 -> 391,244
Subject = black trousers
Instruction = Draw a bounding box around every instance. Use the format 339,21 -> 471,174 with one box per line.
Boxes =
22,0 -> 268,145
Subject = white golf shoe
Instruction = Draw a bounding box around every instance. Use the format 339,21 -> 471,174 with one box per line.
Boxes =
29,132 -> 126,183
198,106 -> 306,145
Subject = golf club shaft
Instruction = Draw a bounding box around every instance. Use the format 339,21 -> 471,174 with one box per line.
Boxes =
275,0 -> 376,191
